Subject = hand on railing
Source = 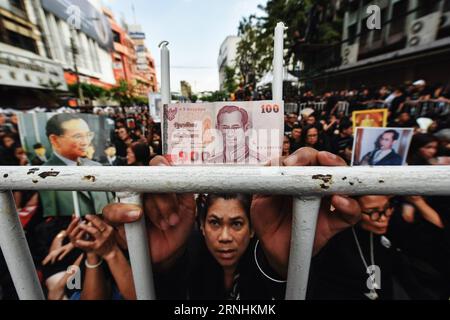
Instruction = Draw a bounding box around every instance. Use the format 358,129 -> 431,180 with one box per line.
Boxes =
251,147 -> 362,278
102,155 -> 196,270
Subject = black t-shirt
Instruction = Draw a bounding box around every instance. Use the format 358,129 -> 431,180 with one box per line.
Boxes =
289,138 -> 303,154
330,135 -> 353,157
308,226 -> 394,300
387,197 -> 450,299
154,232 -> 286,300
389,95 -> 406,116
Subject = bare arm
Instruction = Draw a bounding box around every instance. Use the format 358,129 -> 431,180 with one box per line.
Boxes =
103,247 -> 136,300
80,253 -> 110,300
406,196 -> 444,229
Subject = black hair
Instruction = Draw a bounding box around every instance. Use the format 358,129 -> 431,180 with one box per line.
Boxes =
339,119 -> 353,132
407,133 -> 439,165
301,125 -> 321,146
375,130 -> 400,149
129,142 -> 151,166
197,194 -> 252,226
46,114 -> 83,138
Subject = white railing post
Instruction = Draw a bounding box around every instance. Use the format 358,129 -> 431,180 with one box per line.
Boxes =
285,196 -> 321,300
272,21 -> 320,300
272,22 -> 284,102
117,192 -> 156,300
0,190 -> 45,300
160,41 -> 171,105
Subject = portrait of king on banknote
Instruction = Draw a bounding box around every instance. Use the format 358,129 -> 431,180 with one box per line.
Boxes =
162,101 -> 284,165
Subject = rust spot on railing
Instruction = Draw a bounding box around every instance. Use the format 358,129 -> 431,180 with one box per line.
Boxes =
83,175 -> 96,183
27,168 -> 39,175
312,174 -> 333,190
38,171 -> 60,179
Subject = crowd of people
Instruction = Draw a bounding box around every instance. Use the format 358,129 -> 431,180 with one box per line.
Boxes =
0,78 -> 449,300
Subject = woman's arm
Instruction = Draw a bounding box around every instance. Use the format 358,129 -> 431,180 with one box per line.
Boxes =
103,247 -> 136,300
401,203 -> 415,224
406,196 -> 444,229
80,253 -> 110,300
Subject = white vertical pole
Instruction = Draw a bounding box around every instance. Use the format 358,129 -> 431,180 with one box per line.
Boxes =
16,112 -> 27,151
117,192 -> 156,300
72,191 -> 81,219
32,113 -> 41,143
272,22 -> 285,101
0,191 -> 45,300
285,196 -> 322,300
272,22 -> 322,300
160,41 -> 171,105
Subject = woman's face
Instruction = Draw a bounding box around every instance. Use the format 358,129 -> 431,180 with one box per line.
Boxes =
283,136 -> 290,154
3,137 -> 15,149
305,128 -> 319,146
202,198 -> 254,270
419,141 -> 438,160
126,147 -> 136,165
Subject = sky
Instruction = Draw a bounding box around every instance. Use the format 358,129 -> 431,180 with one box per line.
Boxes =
103,0 -> 266,93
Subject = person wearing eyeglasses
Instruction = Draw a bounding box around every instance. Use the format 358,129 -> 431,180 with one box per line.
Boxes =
308,195 -> 402,300
37,113 -> 114,300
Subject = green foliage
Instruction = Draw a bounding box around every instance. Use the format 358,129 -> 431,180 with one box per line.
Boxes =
235,0 -> 344,86
110,80 -> 136,106
223,65 -> 238,94
190,94 -> 198,103
67,80 -> 150,106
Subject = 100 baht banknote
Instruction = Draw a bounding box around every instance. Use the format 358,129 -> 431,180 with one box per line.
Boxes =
162,101 -> 284,165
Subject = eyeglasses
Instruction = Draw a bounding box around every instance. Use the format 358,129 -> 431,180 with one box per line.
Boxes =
362,203 -> 393,221
60,132 -> 95,142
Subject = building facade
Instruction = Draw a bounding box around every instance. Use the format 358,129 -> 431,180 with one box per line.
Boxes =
103,7 -> 136,85
127,23 -> 158,96
218,35 -> 240,91
34,0 -> 116,94
0,0 -> 67,108
311,0 -> 450,90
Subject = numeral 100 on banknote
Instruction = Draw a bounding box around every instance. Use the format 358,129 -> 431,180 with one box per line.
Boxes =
260,104 -> 280,114
162,101 -> 285,165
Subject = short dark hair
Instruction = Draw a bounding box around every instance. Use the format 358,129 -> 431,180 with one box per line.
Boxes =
375,129 -> 400,149
216,106 -> 249,128
340,120 -> 352,132
382,129 -> 399,141
292,124 -> 302,131
197,194 -> 252,226
46,114 -> 83,138
129,142 -> 151,166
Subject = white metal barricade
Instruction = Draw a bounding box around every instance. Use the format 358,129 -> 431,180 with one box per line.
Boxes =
1,166 -> 450,300
336,101 -> 350,116
1,22 -> 449,301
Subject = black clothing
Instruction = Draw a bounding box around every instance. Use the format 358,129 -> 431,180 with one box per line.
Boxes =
289,138 -> 302,154
387,197 -> 450,299
359,149 -> 403,166
154,232 -> 285,300
308,226 -> 395,300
